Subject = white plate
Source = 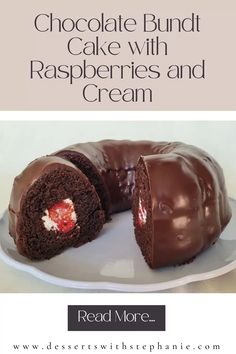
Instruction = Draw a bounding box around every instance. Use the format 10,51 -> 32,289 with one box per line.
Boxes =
0,200 -> 236,292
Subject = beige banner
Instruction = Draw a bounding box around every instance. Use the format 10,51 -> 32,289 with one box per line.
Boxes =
1,0 -> 236,110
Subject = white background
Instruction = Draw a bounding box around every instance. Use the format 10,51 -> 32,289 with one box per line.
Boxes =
0,293 -> 235,353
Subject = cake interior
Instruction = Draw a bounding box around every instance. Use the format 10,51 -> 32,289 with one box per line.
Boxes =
55,150 -> 111,220
17,166 -> 105,260
132,159 -> 154,268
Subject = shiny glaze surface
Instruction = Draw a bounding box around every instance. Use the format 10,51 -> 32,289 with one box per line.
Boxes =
140,143 -> 232,267
58,140 -> 168,212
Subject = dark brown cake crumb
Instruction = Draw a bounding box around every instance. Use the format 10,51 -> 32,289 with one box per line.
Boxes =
55,150 -> 111,220
17,165 -> 105,260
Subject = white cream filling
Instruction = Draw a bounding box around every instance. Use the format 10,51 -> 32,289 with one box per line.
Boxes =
42,210 -> 59,231
42,198 -> 77,232
64,199 -> 77,222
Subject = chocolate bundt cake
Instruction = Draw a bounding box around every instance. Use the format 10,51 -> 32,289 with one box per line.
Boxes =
8,140 -> 232,267
8,156 -> 105,260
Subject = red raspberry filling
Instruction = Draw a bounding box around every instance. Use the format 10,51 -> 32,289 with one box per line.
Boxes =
48,200 -> 76,233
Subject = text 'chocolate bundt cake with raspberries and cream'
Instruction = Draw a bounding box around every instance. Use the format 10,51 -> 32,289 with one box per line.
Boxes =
8,140 -> 232,268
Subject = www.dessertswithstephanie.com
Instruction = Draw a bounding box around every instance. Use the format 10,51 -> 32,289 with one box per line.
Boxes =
11,340 -> 221,352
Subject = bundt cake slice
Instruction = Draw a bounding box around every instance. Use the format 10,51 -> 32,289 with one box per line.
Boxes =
132,145 -> 232,268
8,156 -> 105,260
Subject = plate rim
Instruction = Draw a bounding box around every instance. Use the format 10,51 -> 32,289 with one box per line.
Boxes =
0,202 -> 236,292
1,244 -> 236,292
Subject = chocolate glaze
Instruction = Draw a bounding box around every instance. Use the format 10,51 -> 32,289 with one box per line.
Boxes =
137,143 -> 232,267
55,140 -> 168,213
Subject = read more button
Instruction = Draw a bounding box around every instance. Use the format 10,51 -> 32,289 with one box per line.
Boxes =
68,305 -> 165,331
78,309 -> 153,323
